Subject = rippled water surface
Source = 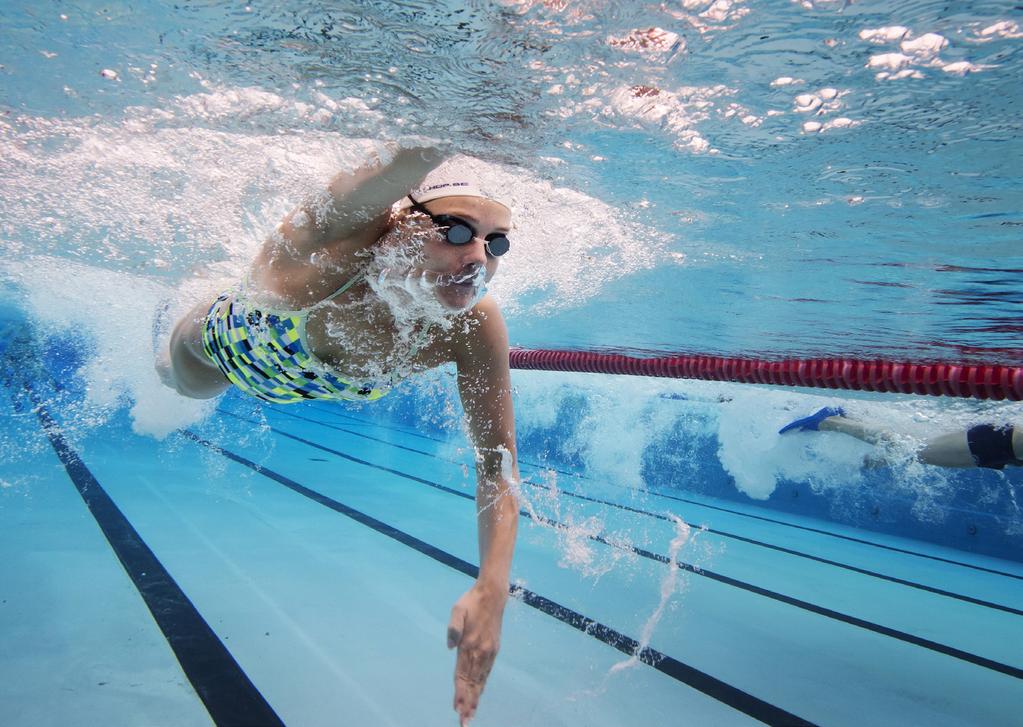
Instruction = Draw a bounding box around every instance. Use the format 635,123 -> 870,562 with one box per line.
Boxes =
2,0 -> 1021,363
3,8 -> 1023,725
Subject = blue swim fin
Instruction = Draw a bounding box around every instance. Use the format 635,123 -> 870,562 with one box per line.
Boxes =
779,406 -> 845,434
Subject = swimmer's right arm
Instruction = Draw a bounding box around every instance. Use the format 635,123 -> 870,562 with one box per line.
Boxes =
279,145 -> 446,253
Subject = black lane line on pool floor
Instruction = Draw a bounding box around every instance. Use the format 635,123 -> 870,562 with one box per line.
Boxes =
219,406 -> 1023,617
206,416 -> 1023,682
272,404 -> 1023,581
28,398 -> 285,727
181,431 -> 815,727
300,402 -> 1023,580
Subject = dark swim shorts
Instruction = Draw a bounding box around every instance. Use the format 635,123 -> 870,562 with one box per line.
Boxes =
966,424 -> 1023,470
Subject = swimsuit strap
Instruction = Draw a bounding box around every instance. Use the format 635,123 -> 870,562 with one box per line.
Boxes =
238,268 -> 366,316
309,269 -> 366,309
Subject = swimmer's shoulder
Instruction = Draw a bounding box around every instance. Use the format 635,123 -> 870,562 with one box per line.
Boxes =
449,296 -> 510,370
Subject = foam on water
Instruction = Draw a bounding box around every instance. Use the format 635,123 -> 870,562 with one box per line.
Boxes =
719,390 -> 1023,504
0,89 -> 393,276
509,369 -> 1023,535
861,24 -> 1001,80
6,257 -> 215,438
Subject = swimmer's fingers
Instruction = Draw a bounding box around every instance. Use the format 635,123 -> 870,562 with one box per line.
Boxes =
453,638 -> 495,725
448,587 -> 503,725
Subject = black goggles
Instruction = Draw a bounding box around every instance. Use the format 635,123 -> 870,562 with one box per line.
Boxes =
406,195 -> 510,257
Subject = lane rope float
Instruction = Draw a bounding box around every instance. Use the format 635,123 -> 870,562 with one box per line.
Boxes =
509,349 -> 1023,401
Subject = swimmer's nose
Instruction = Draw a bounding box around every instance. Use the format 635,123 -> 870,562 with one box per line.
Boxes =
458,238 -> 488,268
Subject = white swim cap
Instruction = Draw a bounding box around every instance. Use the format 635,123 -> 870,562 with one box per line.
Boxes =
397,162 -> 511,212
411,180 -> 486,204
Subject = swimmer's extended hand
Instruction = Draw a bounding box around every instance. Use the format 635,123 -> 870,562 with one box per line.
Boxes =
448,580 -> 508,725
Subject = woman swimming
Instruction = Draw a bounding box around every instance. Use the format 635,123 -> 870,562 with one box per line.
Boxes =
158,145 -> 518,725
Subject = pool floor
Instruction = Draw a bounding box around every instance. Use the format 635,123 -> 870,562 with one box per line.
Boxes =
2,355 -> 1022,726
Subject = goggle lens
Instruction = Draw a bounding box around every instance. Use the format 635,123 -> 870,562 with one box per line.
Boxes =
444,222 -> 474,245
409,197 -> 511,257
484,235 -> 510,257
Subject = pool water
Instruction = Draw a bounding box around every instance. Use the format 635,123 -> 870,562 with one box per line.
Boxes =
2,1 -> 1023,725
3,323 -> 1022,725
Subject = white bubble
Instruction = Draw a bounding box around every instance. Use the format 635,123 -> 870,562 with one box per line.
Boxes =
859,26 -> 910,43
794,93 -> 822,112
826,117 -> 855,129
941,61 -> 986,75
770,76 -> 803,87
975,20 -> 1023,41
868,53 -> 912,71
901,33 -> 948,58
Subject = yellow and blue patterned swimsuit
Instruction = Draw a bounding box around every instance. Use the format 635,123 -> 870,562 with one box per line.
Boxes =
201,273 -> 389,404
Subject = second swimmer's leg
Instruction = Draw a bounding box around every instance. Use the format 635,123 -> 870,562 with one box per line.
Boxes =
916,430 -> 977,468
158,299 -> 230,399
825,418 -> 978,468
819,416 -> 895,446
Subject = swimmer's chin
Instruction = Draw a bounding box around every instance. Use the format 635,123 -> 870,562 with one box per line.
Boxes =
436,285 -> 480,312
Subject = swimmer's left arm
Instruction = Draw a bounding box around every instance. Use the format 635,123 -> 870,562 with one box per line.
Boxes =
449,297 -> 519,725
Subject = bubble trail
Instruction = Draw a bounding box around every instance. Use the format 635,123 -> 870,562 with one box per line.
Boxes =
610,514 -> 692,675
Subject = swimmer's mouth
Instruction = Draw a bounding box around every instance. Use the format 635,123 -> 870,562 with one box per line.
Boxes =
437,269 -> 485,288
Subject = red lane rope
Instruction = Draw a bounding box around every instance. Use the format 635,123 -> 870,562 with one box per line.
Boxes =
508,349 -> 1023,401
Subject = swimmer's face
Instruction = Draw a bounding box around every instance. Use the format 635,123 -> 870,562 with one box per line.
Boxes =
403,196 -> 512,311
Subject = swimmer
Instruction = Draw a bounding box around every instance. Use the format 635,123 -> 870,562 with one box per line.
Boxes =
780,407 -> 1023,469
158,145 -> 517,725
